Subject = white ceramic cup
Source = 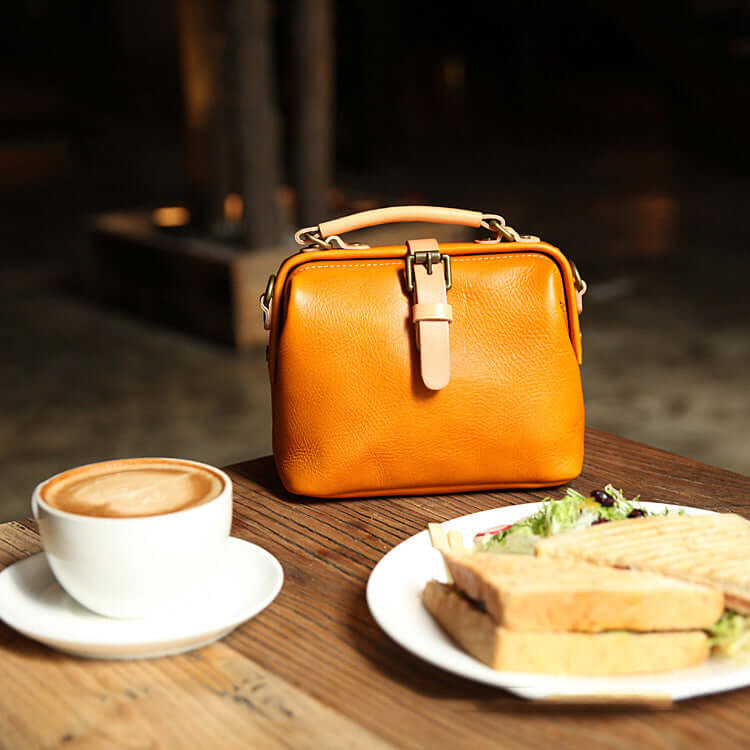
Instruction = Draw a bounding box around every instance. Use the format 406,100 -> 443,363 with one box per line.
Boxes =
32,458 -> 232,619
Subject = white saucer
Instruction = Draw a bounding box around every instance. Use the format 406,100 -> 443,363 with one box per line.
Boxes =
0,537 -> 283,659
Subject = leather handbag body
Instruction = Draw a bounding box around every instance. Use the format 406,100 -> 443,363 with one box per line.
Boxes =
261,206 -> 586,498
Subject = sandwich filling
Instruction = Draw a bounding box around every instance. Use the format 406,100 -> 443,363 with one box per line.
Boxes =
474,485 -> 668,555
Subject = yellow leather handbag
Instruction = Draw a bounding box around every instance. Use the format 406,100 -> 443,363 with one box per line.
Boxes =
261,206 -> 586,497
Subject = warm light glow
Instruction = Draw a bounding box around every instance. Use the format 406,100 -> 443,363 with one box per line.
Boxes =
224,193 -> 243,222
442,56 -> 466,92
632,195 -> 676,257
152,206 -> 190,227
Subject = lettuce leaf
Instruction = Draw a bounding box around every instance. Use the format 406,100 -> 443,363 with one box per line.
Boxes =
708,611 -> 750,660
477,486 -> 647,555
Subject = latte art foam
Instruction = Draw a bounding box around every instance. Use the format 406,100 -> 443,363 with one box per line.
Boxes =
42,460 -> 224,518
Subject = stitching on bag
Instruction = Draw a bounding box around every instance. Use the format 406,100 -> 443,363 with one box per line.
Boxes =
453,254 -> 547,263
289,254 -> 550,276
291,262 -> 402,274
275,252 -> 579,373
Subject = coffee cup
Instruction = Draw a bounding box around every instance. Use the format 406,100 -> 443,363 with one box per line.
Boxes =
32,458 -> 232,619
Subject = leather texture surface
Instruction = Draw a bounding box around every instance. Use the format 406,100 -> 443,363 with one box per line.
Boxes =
269,242 -> 584,498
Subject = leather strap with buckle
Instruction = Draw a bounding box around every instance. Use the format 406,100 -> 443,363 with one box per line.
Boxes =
406,239 -> 452,391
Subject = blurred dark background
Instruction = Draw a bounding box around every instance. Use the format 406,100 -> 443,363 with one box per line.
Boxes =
2,0 -> 749,520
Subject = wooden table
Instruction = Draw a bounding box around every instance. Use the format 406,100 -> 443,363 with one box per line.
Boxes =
2,429 -> 750,749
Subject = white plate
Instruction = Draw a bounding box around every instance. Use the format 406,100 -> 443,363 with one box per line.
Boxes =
0,537 -> 283,659
367,501 -> 750,701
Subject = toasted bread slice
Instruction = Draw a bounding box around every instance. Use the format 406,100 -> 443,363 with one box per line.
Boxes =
535,513 -> 750,613
443,552 -> 723,632
422,581 -> 710,675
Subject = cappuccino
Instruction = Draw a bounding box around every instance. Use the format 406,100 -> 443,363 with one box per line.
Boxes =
41,459 -> 224,518
33,458 -> 232,617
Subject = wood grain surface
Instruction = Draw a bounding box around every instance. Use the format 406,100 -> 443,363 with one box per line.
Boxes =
0,534 -> 392,749
2,429 -> 750,749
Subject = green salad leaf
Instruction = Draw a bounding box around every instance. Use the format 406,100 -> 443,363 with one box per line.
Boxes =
476,485 -> 648,555
708,611 -> 750,660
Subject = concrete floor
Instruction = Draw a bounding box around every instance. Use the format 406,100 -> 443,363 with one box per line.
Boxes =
2,147 -> 749,522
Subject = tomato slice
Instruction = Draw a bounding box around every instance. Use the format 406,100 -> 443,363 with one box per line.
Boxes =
474,523 -> 513,539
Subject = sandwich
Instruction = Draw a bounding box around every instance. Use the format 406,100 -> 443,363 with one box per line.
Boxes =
422,550 -> 723,675
535,512 -> 750,614
423,488 -> 750,673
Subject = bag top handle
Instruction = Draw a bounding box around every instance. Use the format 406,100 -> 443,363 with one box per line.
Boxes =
294,206 -> 520,247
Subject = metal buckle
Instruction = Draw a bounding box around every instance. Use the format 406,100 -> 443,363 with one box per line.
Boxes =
405,251 -> 452,292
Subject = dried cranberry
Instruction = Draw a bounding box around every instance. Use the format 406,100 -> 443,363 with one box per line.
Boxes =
628,508 -> 645,518
591,489 -> 615,507
592,517 -> 609,525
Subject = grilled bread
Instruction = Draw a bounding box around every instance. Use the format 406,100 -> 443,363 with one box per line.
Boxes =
443,552 -> 724,632
423,581 -> 711,675
535,513 -> 750,613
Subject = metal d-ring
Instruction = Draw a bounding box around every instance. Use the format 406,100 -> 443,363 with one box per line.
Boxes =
296,230 -> 331,250
260,273 -> 276,329
484,218 -> 522,242
295,229 -> 370,252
